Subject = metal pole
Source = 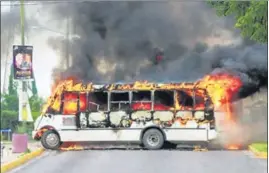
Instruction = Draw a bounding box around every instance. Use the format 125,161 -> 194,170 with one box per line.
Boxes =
20,0 -> 25,46
20,0 -> 28,129
66,18 -> 70,68
20,0 -> 26,90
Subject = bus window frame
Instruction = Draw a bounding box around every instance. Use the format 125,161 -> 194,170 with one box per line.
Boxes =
78,92 -> 87,112
175,89 -> 194,111
130,90 -> 153,111
193,88 -> 206,111
87,91 -> 109,112
60,91 -> 79,115
109,91 -> 131,111
153,89 -> 175,111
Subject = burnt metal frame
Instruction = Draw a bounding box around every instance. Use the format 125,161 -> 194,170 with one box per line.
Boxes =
87,91 -> 109,112
58,87 -> 212,115
130,90 -> 154,111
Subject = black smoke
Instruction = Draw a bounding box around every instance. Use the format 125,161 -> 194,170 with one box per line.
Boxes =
45,1 -> 267,99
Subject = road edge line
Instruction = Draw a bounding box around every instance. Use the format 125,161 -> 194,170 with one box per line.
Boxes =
1,148 -> 45,173
248,146 -> 267,159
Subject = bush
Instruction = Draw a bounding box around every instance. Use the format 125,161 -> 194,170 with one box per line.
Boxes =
15,123 -> 28,134
0,133 -> 6,141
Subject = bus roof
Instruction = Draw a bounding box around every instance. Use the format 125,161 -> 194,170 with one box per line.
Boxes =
62,81 -> 207,92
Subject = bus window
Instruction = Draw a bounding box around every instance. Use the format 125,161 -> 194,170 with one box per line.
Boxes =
88,92 -> 108,112
193,89 -> 205,110
110,92 -> 130,111
62,92 -> 78,115
131,91 -> 152,110
176,90 -> 193,110
79,93 -> 87,112
154,90 -> 174,110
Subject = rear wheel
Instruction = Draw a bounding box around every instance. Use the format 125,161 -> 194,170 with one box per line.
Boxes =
142,129 -> 164,150
41,130 -> 61,150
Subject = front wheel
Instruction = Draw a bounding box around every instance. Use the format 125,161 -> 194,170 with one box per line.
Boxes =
142,129 -> 164,150
41,130 -> 61,150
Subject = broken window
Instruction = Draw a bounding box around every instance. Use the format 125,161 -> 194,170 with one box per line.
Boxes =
176,90 -> 193,110
110,92 -> 130,111
131,91 -> 152,110
193,89 -> 205,110
79,93 -> 87,112
62,92 -> 79,115
88,92 -> 108,112
154,90 -> 174,110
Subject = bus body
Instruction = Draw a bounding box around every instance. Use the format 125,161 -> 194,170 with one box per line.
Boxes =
32,82 -> 225,150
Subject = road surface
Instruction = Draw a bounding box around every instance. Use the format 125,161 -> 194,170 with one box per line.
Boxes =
10,149 -> 267,173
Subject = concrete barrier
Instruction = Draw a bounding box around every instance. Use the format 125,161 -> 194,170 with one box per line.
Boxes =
248,145 -> 267,159
1,148 -> 45,173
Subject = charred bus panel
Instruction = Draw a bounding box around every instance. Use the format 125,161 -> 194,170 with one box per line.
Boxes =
33,83 -> 218,150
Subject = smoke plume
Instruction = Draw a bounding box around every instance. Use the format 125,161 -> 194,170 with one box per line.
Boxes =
45,1 -> 267,99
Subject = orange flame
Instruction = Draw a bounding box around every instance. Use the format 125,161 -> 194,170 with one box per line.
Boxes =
60,142 -> 84,151
42,73 -> 243,150
226,144 -> 241,150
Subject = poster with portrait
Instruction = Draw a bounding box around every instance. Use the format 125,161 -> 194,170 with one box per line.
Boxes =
13,45 -> 33,80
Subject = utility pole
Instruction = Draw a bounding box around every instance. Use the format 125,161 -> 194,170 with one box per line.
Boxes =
19,0 -> 32,126
65,17 -> 70,69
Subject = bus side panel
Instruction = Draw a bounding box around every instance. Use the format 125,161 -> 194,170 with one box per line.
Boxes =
153,111 -> 174,122
164,128 -> 215,141
58,129 -> 142,142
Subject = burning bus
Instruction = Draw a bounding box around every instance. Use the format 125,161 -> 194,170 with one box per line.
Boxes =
32,74 -> 242,150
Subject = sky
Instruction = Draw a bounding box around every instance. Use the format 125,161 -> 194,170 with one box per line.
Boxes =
1,1 -> 11,13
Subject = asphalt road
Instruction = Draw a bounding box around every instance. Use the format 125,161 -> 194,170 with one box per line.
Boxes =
11,149 -> 267,173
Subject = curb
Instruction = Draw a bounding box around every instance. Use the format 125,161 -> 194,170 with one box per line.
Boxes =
1,148 -> 45,173
248,146 -> 267,159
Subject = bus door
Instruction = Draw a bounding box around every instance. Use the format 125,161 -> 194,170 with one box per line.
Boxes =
193,89 -> 215,128
203,91 -> 214,121
152,90 -> 174,127
109,91 -> 131,128
87,91 -> 109,128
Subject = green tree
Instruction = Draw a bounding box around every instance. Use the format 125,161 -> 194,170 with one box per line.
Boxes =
1,94 -> 19,111
29,95 -> 44,120
208,1 -> 268,44
8,66 -> 18,96
1,93 -> 19,131
1,67 -> 44,133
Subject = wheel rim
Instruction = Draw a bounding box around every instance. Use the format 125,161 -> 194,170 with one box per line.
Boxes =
147,134 -> 160,147
46,133 -> 59,147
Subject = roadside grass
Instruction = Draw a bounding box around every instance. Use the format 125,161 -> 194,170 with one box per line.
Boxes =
250,142 -> 268,153
1,140 -> 12,144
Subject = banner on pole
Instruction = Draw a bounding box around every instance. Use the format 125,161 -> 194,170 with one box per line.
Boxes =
13,45 -> 33,80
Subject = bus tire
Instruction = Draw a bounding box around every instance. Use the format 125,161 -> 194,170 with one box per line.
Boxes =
142,129 -> 164,150
41,130 -> 61,150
